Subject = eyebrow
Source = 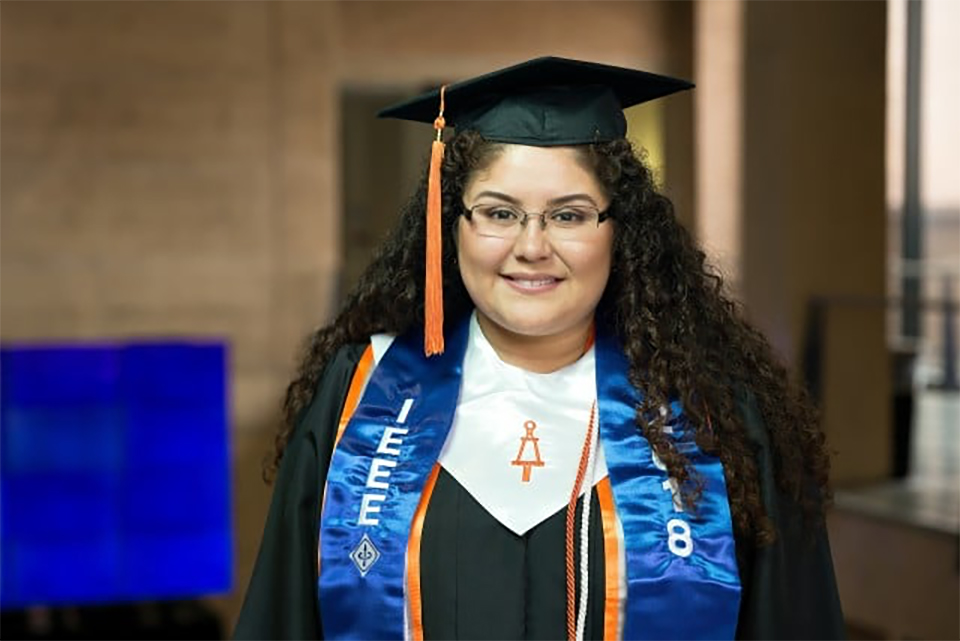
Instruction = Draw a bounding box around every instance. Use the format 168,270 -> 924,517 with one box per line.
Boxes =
471,190 -> 601,207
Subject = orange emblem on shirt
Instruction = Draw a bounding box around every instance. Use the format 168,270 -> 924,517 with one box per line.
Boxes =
511,420 -> 545,482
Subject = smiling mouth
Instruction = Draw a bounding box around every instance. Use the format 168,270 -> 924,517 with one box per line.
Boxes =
502,275 -> 563,291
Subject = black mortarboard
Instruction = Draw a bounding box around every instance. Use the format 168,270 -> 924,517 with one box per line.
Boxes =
378,56 -> 693,145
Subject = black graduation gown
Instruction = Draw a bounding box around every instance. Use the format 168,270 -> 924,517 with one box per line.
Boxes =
234,343 -> 845,640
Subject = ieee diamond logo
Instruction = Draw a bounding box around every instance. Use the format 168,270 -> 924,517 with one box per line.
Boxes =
349,533 -> 381,577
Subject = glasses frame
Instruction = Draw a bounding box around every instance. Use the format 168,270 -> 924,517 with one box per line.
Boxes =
461,201 -> 613,239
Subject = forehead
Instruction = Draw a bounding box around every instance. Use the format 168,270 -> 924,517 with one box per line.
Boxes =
464,145 -> 605,204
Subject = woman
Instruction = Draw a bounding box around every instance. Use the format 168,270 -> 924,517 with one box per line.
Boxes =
235,57 -> 844,640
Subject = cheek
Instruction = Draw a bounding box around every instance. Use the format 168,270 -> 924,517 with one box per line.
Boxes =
568,238 -> 614,286
456,222 -> 504,281
582,239 -> 612,265
456,227 -> 488,299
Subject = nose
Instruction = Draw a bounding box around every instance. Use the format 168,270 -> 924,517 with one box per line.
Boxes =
513,216 -> 552,261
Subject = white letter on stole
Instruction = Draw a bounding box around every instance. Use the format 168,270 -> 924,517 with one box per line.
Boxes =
357,399 -> 413,527
366,458 -> 397,490
377,427 -> 409,456
359,494 -> 386,525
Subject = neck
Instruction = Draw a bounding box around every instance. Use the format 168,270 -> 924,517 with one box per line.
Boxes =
476,312 -> 594,374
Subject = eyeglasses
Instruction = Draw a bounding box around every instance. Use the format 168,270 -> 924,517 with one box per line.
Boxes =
462,202 -> 612,241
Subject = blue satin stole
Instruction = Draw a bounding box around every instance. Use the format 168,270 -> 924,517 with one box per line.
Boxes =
318,317 -> 741,639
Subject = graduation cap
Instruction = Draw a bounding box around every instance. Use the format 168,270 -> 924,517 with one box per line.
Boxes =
377,56 -> 694,356
379,56 -> 693,145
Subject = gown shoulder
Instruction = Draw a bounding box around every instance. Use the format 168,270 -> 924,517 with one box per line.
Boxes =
233,342 -> 367,640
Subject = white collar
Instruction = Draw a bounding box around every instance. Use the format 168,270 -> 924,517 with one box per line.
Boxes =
437,313 -> 607,535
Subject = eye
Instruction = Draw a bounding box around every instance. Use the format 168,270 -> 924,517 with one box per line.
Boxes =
549,208 -> 590,225
478,206 -> 520,223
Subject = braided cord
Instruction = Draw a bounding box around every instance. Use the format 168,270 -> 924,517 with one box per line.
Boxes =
576,404 -> 599,641
565,401 -> 597,641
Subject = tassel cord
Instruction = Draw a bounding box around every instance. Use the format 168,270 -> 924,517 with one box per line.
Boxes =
423,86 -> 447,356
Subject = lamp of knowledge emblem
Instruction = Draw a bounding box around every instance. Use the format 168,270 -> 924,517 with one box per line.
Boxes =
349,533 -> 381,576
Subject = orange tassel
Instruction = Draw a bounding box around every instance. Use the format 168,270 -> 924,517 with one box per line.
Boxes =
424,86 -> 447,356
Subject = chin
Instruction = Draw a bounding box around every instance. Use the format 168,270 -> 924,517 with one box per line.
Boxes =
490,311 -> 575,338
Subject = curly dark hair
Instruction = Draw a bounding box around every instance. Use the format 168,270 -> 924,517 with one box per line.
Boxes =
268,130 -> 831,545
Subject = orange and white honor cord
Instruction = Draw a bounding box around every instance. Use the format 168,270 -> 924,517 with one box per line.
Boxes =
576,402 -> 599,641
565,400 -> 598,641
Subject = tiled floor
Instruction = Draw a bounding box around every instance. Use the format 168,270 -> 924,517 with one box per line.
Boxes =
834,389 -> 959,535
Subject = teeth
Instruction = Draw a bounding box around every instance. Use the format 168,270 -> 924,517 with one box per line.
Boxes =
512,278 -> 556,288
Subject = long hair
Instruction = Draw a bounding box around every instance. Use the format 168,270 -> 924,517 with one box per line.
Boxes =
269,131 -> 830,545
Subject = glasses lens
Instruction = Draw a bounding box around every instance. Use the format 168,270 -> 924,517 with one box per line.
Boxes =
467,204 -> 604,240
471,204 -> 522,237
546,207 -> 601,241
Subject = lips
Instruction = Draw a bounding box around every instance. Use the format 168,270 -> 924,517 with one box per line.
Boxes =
501,273 -> 564,292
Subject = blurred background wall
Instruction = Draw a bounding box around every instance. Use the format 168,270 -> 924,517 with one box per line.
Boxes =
1,0 -> 956,638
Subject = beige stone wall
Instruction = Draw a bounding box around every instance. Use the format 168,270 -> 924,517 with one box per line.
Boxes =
0,2 -> 329,629
1,1 -> 336,425
1,0 -> 692,630
739,0 -> 889,483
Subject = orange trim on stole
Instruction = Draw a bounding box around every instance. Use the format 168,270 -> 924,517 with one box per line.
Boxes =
596,478 -> 620,640
333,345 -> 374,449
319,345 -> 375,574
407,464 -> 441,641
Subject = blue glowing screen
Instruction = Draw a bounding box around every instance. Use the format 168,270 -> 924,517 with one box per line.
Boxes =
1,342 -> 232,608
